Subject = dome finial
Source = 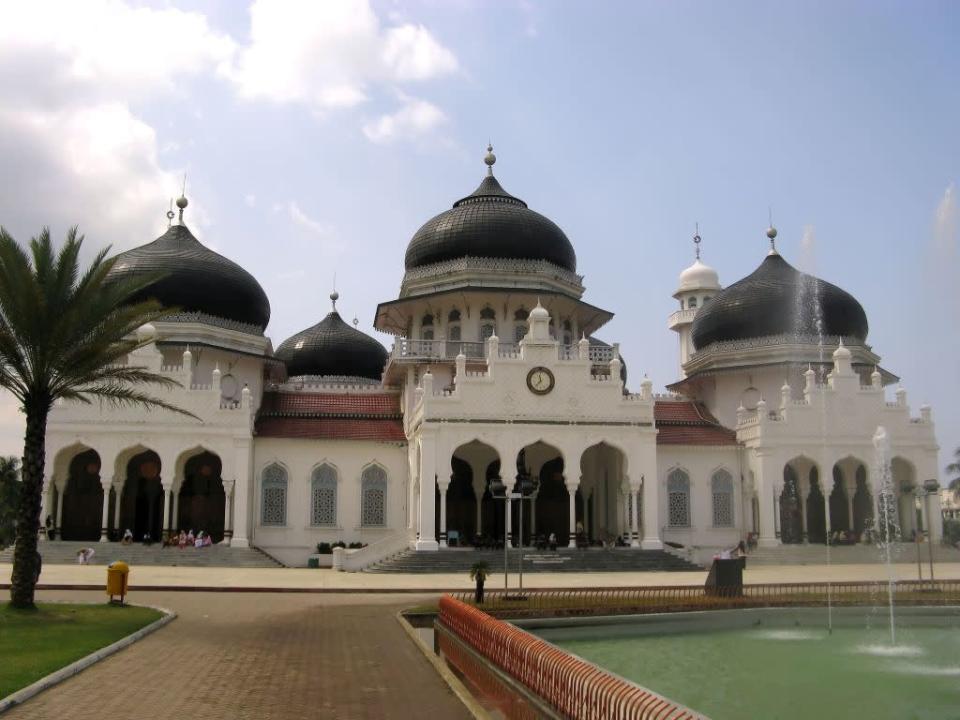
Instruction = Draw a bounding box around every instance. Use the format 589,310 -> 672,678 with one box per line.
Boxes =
693,222 -> 702,260
166,199 -> 175,229
484,143 -> 496,176
766,207 -> 778,254
330,290 -> 339,311
176,174 -> 188,225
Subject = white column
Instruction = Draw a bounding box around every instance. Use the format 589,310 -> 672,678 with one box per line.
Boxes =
99,480 -> 112,542
756,452 -> 779,548
505,494 -> 513,547
231,439 -> 253,548
565,478 -> 580,548
530,495 -> 537,537
628,480 -> 639,547
161,484 -> 173,537
112,480 -> 123,531
54,482 -> 65,531
640,473 -> 661,549
438,478 -> 449,548
39,477 -> 52,541
475,491 -> 482,535
416,430 -> 439,551
171,489 -> 180,533
222,481 -> 234,545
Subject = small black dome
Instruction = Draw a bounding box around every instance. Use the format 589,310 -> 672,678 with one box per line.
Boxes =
276,311 -> 387,381
404,174 -> 577,272
691,253 -> 869,350
107,225 -> 270,331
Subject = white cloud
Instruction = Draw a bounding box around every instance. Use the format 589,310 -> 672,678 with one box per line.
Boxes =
286,201 -> 334,237
227,0 -> 457,114
933,183 -> 957,257
363,96 -> 447,144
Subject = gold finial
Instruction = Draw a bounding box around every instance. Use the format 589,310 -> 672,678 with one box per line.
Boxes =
693,222 -> 702,260
484,143 -> 496,176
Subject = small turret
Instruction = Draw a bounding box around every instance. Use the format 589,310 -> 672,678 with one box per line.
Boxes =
670,225 -> 721,378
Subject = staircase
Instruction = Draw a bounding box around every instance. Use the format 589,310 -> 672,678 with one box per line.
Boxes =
744,542 -> 960,566
365,547 -> 699,574
2,540 -> 284,568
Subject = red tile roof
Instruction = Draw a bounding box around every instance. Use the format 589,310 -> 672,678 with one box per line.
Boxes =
255,391 -> 405,442
654,400 -> 739,446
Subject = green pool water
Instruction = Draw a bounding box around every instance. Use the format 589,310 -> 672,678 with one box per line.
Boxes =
527,608 -> 960,720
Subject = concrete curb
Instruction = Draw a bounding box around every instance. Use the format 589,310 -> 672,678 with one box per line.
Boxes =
395,611 -> 489,720
0,604 -> 177,714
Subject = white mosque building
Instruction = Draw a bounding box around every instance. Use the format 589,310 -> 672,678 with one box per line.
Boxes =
39,148 -> 942,567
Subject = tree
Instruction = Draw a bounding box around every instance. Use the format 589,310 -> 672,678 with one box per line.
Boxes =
948,447 -> 960,501
0,227 -> 191,609
0,457 -> 20,549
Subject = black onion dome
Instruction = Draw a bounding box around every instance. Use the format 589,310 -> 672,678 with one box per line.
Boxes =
107,224 -> 271,330
276,311 -> 388,381
404,174 -> 577,272
691,253 -> 869,350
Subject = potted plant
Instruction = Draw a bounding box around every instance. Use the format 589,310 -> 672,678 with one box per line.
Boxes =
470,561 -> 490,604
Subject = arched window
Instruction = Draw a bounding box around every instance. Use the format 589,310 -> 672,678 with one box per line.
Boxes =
311,464 -> 338,526
688,297 -> 698,309
447,309 -> 461,342
361,465 -> 388,527
513,308 -> 529,342
479,307 -> 496,341
420,313 -> 434,341
711,469 -> 734,527
667,468 -> 691,527
261,464 -> 287,526
703,296 -> 711,303
562,319 -> 573,345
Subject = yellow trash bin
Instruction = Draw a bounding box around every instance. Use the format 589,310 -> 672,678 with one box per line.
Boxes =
106,561 -> 130,605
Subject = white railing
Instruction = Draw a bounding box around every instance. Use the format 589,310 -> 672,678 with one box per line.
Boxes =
332,531 -> 412,572
391,339 -> 486,361
588,345 -> 615,363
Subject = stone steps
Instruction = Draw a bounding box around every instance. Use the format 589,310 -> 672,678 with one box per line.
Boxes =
743,543 -> 960,566
365,548 -> 700,574
1,541 -> 284,568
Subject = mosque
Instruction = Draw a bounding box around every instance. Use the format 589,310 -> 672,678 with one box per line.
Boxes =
39,147 -> 942,566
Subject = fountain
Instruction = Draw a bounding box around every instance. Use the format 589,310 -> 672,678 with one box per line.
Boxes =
873,425 -> 900,645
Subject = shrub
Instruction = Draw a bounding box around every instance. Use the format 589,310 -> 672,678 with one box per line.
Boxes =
942,518 -> 960,547
316,542 -> 333,555
348,542 -> 367,549
332,541 -> 347,549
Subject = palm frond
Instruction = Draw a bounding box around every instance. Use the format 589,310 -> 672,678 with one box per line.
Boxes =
73,383 -> 199,418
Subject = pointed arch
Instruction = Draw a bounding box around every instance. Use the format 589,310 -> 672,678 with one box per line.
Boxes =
667,466 -> 691,528
710,467 -> 734,528
260,462 -> 288,527
310,462 -> 338,527
360,462 -> 388,527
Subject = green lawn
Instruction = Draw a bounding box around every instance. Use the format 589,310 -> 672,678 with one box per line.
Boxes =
0,603 -> 163,699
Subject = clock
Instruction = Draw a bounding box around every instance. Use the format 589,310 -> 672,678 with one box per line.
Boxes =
526,366 -> 555,395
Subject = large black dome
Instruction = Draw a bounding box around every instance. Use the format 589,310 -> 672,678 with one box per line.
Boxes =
107,224 -> 271,331
404,173 -> 577,272
276,311 -> 387,381
691,253 -> 869,350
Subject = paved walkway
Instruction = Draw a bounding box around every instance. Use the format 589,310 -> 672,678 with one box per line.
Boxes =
7,590 -> 471,720
4,561 -> 960,592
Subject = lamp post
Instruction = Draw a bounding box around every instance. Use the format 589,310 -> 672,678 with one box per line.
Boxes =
914,486 -> 925,583
488,475 -> 508,592
924,479 -> 940,590
511,474 -> 538,597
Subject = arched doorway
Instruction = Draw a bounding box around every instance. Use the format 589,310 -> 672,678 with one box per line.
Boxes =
444,456 -> 477,544
580,443 -> 626,545
60,449 -> 103,541
533,457 -> 572,544
892,457 -> 917,540
480,459 -> 504,543
829,466 -> 851,534
779,464 -> 803,544
120,450 -> 164,542
852,466 -> 873,539
178,452 -> 225,542
805,467 -> 826,544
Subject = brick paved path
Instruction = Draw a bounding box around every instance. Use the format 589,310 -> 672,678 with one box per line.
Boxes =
9,591 -> 470,720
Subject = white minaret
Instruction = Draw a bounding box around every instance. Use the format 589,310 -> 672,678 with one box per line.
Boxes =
668,226 -> 721,378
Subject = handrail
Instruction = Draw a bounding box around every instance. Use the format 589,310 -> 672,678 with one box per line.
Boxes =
438,594 -> 702,720
332,531 -> 411,571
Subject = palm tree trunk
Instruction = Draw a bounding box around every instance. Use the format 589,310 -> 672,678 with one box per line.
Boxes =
10,399 -> 50,608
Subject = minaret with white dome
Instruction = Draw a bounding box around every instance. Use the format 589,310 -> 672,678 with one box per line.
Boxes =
669,226 -> 721,377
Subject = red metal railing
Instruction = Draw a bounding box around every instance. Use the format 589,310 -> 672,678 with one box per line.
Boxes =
437,594 -> 704,720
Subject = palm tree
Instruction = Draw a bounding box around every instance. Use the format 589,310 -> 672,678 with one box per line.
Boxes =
947,447 -> 960,501
0,227 -> 191,609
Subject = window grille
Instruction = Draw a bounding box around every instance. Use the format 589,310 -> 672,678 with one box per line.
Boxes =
261,464 -> 287,526
711,469 -> 734,527
361,465 -> 388,527
311,464 -> 337,526
667,468 -> 690,527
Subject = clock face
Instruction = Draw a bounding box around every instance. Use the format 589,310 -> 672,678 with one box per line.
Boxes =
526,366 -> 555,395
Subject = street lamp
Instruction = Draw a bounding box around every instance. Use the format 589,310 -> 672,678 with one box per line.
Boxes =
923,479 -> 940,589
511,474 -> 538,597
913,485 -> 926,583
487,474 -> 508,592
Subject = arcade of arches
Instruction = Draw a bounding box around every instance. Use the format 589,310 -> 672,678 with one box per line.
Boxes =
48,447 -> 232,544
776,455 -> 920,544
434,440 -> 638,548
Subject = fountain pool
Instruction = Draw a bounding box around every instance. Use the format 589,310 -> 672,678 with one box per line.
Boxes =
524,607 -> 960,720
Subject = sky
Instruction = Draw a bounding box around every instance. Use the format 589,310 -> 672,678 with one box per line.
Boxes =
0,0 -> 957,472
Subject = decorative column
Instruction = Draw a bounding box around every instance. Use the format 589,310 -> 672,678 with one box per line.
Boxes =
39,476 -> 52,541
161,483 -> 173,539
627,478 -> 639,547
505,492 -> 513,547
54,481 -> 65,534
113,479 -> 123,533
222,481 -> 234,545
438,477 -> 450,548
231,439 -> 253,548
415,429 -> 439,551
99,479 -> 112,542
565,477 -> 580,548
756,451 -> 779,548
530,494 -> 537,537
640,475 -> 659,549
171,488 -> 180,533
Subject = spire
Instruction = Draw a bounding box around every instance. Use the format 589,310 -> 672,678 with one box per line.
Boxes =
766,208 -> 778,255
484,143 -> 496,176
693,222 -> 702,260
166,199 -> 175,229
330,290 -> 339,311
